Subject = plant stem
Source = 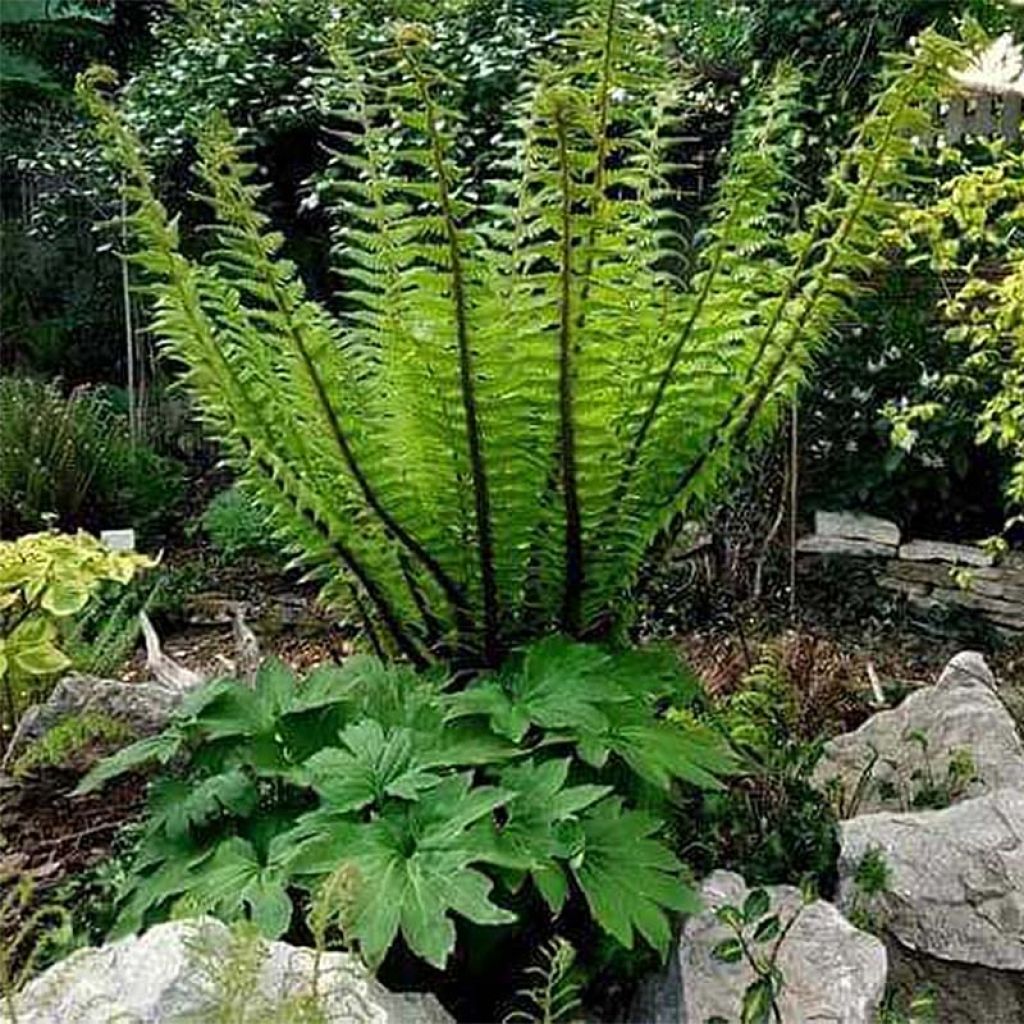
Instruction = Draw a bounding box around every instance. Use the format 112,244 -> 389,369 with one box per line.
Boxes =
554,105 -> 584,636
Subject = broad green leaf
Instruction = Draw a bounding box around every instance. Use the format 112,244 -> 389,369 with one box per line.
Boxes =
40,578 -> 93,617
741,976 -> 775,1024
570,798 -> 699,957
187,836 -> 293,938
299,720 -> 441,812
712,937 -> 744,964
752,914 -> 781,943
575,706 -> 735,791
75,730 -> 185,794
150,769 -> 258,839
9,617 -> 56,646
478,758 -> 609,908
743,888 -> 771,924
293,774 -> 516,969
12,642 -> 70,676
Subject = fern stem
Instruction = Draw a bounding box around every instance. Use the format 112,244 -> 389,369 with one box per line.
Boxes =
555,105 -> 584,635
207,161 -> 472,633
403,42 -> 501,665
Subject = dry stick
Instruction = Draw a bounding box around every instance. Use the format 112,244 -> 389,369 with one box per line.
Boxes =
121,176 -> 137,448
789,395 -> 798,619
753,447 -> 788,601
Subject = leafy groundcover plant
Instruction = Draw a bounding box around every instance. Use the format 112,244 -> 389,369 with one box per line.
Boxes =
79,639 -> 732,971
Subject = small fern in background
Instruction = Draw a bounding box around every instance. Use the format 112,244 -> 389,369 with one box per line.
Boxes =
199,485 -> 279,562
0,377 -> 185,540
504,937 -> 581,1024
76,3 -> 971,668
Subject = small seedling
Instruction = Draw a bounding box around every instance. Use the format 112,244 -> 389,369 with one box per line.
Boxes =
706,879 -> 815,1024
847,845 -> 891,933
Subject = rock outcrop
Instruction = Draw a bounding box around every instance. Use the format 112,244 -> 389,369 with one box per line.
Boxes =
1,673 -> 183,772
837,789 -> 1024,1023
813,651 -> 1024,815
630,870 -> 887,1024
3,917 -> 454,1024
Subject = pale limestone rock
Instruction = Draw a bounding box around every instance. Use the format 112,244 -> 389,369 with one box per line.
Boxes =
816,511 -> 901,547
630,871 -> 887,1024
898,539 -> 994,568
837,790 -> 1024,1023
3,918 -> 453,1024
813,652 -> 1024,815
797,535 -> 895,559
1,674 -> 181,772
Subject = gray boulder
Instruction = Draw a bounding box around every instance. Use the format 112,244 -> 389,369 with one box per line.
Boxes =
838,789 -> 1024,1023
813,652 -> 1024,815
630,870 -> 887,1024
3,917 -> 453,1024
1,673 -> 184,772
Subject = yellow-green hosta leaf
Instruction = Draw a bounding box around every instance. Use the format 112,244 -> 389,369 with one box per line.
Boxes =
41,578 -> 94,617
9,616 -> 57,647
0,649 -> 8,680
12,641 -> 71,677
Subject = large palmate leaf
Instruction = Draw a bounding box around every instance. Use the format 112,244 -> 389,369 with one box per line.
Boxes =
75,729 -> 186,795
184,835 -> 294,939
481,757 -> 609,914
297,720 -> 443,811
285,773 -> 515,968
570,798 -> 699,957
446,637 -> 639,742
148,768 -> 259,840
571,704 -> 736,791
446,637 -> 734,791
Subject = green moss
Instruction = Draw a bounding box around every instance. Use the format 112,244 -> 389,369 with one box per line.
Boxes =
11,713 -> 133,777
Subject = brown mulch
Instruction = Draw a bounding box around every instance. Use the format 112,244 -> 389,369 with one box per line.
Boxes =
1,767 -> 144,890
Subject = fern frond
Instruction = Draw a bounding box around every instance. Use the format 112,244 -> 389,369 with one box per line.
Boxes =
503,937 -> 581,1024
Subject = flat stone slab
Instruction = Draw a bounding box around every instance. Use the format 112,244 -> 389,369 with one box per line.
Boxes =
797,535 -> 895,559
898,540 -> 994,567
838,789 -> 1024,972
813,652 -> 1024,815
3,917 -> 453,1023
630,871 -> 886,1024
936,588 -> 1024,628
816,511 -> 901,546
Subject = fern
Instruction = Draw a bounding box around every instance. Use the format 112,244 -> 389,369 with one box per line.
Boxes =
77,13 -> 972,665
503,937 -> 582,1024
